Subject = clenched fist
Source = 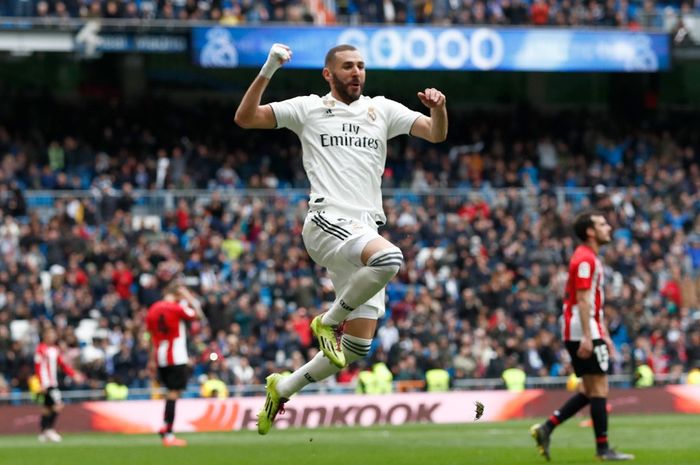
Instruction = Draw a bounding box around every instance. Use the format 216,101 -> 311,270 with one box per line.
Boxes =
260,43 -> 292,79
417,88 -> 446,109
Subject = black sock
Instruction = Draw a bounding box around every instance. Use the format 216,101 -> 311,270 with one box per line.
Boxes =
164,399 -> 176,433
590,397 -> 609,452
545,393 -> 590,432
40,414 -> 51,432
48,411 -> 58,428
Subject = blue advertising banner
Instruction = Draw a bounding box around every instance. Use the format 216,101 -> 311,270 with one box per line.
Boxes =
191,26 -> 670,72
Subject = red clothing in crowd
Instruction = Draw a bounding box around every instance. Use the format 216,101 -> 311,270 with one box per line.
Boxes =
112,268 -> 134,299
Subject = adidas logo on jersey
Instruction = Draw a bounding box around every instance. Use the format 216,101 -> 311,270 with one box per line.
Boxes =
324,109 -> 334,117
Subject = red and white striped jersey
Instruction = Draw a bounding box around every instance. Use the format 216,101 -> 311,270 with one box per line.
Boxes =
145,300 -> 197,367
34,343 -> 75,390
562,245 -> 605,341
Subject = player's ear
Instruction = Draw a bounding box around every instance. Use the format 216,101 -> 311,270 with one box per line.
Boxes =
322,67 -> 332,84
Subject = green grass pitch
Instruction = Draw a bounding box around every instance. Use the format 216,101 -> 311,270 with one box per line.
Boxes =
0,414 -> 697,465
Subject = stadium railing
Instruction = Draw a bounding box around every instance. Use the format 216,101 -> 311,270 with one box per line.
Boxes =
23,187 -> 592,219
0,373 -> 685,405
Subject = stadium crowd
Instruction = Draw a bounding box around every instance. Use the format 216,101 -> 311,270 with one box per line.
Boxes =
0,101 -> 699,400
0,0 -> 689,29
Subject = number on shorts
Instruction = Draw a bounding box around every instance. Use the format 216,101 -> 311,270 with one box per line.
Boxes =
593,344 -> 609,372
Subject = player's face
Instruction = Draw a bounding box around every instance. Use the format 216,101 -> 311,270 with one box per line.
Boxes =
326,50 -> 365,103
44,328 -> 57,344
591,215 -> 612,245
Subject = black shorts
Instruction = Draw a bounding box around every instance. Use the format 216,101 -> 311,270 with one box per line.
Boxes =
566,339 -> 610,376
157,364 -> 189,391
40,387 -> 62,407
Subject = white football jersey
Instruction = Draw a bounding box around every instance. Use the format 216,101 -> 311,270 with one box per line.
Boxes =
270,93 -> 422,224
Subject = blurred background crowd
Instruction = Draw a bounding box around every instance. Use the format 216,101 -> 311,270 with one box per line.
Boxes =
0,0 -> 696,29
0,98 -> 699,399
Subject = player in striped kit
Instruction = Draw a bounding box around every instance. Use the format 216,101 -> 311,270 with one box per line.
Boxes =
531,212 -> 633,461
34,326 -> 84,442
146,283 -> 205,446
235,43 -> 449,434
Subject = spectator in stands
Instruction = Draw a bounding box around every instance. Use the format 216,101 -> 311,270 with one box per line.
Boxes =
502,355 -> 527,391
200,371 -> 229,398
0,0 -> 682,28
105,376 -> 129,400
425,362 -> 451,392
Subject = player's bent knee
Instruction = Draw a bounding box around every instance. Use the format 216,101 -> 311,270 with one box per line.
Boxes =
367,247 -> 403,279
341,334 -> 372,364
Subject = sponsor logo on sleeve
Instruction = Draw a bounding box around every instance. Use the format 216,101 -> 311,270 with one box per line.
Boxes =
577,261 -> 591,279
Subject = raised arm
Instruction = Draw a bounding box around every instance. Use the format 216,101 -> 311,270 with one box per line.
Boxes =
177,286 -> 207,323
410,88 -> 448,143
234,44 -> 292,129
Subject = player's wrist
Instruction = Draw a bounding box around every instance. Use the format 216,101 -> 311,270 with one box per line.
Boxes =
259,59 -> 280,79
259,44 -> 290,79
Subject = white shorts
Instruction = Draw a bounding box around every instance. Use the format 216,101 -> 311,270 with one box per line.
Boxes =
302,208 -> 385,321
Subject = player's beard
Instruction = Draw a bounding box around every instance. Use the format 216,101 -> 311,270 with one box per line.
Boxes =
331,72 -> 363,103
596,231 -> 612,246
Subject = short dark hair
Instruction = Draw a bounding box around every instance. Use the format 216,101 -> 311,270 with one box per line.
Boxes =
572,210 -> 603,242
325,44 -> 358,67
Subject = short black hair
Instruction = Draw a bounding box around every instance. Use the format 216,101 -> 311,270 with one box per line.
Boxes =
572,210 -> 603,242
325,44 -> 358,67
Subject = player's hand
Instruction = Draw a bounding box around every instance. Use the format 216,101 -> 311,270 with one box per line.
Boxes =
176,285 -> 190,298
73,372 -> 86,384
147,360 -> 157,378
417,88 -> 446,109
577,337 -> 593,359
260,43 -> 292,79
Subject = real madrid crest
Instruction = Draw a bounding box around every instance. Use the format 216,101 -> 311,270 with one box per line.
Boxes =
367,107 -> 376,122
323,98 -> 336,108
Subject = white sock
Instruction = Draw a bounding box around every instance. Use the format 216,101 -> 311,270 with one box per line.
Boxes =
341,334 -> 372,364
276,352 -> 341,398
321,247 -> 403,326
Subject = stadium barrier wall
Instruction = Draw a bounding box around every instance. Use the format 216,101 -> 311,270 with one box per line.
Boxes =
1,386 -> 698,435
